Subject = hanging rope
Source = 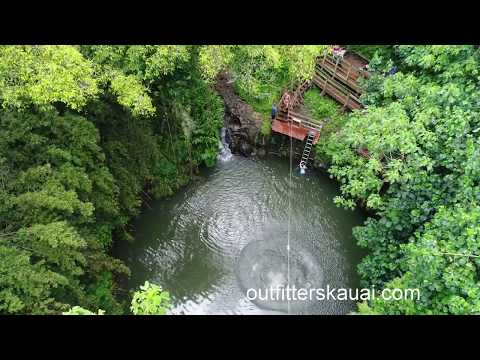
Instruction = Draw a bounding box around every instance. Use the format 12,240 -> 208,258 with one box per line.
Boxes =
287,86 -> 293,315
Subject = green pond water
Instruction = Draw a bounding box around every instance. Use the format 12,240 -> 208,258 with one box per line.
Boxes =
116,154 -> 366,314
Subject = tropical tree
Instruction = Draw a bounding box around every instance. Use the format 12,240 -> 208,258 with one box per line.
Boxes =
318,45 -> 480,314
63,281 -> 171,315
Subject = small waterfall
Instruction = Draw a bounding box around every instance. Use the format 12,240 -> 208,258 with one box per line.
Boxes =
218,127 -> 233,162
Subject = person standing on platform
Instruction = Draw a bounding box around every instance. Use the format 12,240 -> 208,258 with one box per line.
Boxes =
271,103 -> 277,120
332,45 -> 346,62
281,91 -> 291,113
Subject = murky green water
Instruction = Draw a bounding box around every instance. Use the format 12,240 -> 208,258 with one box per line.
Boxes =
116,155 -> 366,314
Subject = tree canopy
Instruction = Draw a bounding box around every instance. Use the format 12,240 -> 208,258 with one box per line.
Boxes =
0,45 -> 326,314
319,45 -> 480,314
4,44 -> 476,315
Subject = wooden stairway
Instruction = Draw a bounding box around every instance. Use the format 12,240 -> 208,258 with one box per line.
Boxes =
313,52 -> 369,111
291,79 -> 312,108
271,48 -> 370,144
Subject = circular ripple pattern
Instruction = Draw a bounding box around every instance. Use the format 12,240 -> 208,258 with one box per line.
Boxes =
236,238 -> 324,313
118,156 -> 366,314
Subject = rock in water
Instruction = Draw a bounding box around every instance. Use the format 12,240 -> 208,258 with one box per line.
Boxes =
240,142 -> 253,157
256,148 -> 266,157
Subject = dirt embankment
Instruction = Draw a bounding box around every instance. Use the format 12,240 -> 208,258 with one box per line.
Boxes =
214,72 -> 263,156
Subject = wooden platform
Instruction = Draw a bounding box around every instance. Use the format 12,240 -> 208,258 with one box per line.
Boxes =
313,51 -> 369,111
312,74 -> 363,110
271,119 -> 320,144
270,49 -> 369,145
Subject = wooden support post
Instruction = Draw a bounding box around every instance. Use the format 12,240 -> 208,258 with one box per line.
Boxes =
322,58 -> 340,95
320,54 -> 332,96
344,93 -> 350,110
321,76 -> 328,96
321,58 -> 339,97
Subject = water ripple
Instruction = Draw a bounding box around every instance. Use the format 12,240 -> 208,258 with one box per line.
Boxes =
124,156 -> 366,314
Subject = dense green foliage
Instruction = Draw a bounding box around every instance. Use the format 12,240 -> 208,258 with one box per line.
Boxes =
0,45 -> 225,314
0,45 -> 326,315
199,46 -> 326,116
260,116 -> 272,137
0,46 -> 98,111
0,109 -> 129,313
304,87 -> 347,163
319,45 -> 480,314
7,44 -> 477,315
63,280 -> 170,315
346,45 -> 395,61
130,281 -> 171,315
63,306 -> 106,315
304,86 -> 342,121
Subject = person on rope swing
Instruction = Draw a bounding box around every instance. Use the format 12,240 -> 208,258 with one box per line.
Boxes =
299,161 -> 307,175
